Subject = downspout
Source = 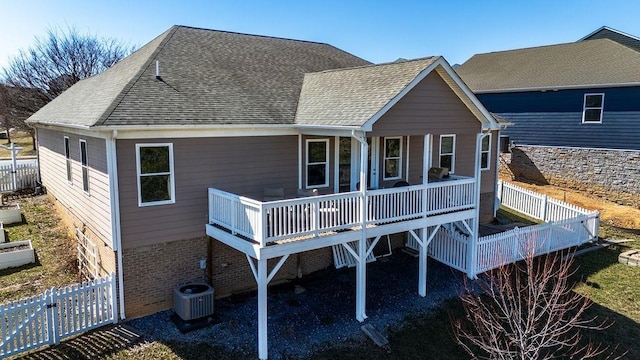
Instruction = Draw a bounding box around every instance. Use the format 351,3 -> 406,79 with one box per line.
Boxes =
107,129 -> 126,320
493,129 -> 501,218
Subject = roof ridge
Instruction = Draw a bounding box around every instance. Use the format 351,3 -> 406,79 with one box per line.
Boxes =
94,26 -> 179,126
173,24 -> 334,47
313,56 -> 438,74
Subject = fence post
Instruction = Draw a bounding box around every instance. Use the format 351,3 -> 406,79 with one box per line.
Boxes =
540,194 -> 548,221
109,273 -> 118,324
47,288 -> 59,345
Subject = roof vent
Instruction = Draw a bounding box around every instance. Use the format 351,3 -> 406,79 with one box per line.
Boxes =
155,60 -> 161,80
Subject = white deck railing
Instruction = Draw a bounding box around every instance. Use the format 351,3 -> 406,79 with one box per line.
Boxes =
208,178 -> 476,247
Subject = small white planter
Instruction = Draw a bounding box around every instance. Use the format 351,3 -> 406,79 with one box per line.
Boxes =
0,240 -> 35,270
0,204 -> 21,225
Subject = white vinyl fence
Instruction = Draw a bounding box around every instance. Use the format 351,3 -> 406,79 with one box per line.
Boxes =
475,180 -> 600,274
410,181 -> 600,277
0,162 -> 39,192
0,273 -> 117,358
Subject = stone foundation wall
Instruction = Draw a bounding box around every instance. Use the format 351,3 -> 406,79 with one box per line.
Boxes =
479,192 -> 496,223
501,146 -> 640,207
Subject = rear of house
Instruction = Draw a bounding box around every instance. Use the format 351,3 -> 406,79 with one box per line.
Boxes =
29,25 -> 501,344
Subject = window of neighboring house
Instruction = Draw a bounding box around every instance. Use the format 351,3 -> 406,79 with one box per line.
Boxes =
64,136 -> 72,183
306,139 -> 329,188
481,134 -> 491,170
439,134 -> 456,173
499,135 -> 511,154
582,93 -> 604,123
79,140 -> 89,193
383,137 -> 402,180
136,143 -> 175,206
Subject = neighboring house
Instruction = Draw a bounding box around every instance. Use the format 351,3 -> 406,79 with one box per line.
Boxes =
28,26 -> 502,359
456,26 -> 640,207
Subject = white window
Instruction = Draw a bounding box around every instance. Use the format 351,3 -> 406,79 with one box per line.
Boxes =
306,139 -> 329,188
383,137 -> 402,180
481,134 -> 491,170
582,93 -> 604,123
64,136 -> 72,183
439,134 -> 456,173
79,139 -> 89,193
136,143 -> 175,206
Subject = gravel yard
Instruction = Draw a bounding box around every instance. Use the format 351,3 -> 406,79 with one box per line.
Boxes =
128,251 -> 463,359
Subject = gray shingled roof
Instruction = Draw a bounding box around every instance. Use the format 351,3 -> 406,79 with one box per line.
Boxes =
295,57 -> 438,126
456,38 -> 640,92
27,26 -> 369,127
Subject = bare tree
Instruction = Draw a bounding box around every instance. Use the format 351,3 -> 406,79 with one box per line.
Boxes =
453,243 -> 617,359
1,27 -> 133,146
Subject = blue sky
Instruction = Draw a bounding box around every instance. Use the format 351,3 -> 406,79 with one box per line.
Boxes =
1,0 -> 639,70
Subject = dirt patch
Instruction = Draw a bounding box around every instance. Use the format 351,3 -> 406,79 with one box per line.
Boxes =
501,177 -> 640,230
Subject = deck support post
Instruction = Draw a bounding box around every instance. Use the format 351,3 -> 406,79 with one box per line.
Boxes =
467,132 -> 485,279
352,130 -> 368,322
418,228 -> 428,297
257,258 -> 268,360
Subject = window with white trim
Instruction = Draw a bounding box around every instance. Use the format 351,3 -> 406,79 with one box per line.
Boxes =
79,139 -> 89,193
439,134 -> 456,173
582,93 -> 604,123
64,136 -> 72,183
481,134 -> 491,170
383,137 -> 402,180
306,139 -> 329,188
136,143 -> 175,206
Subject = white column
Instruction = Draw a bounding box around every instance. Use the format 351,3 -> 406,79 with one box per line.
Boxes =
418,228 -> 428,297
257,258 -> 268,360
419,134 -> 432,296
356,132 -> 368,322
466,133 -> 484,279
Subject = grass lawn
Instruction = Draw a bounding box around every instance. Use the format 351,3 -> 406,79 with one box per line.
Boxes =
0,132 -> 36,159
0,195 -> 79,303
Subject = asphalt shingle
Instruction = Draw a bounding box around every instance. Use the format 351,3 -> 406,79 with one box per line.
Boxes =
456,38 -> 640,92
295,57 -> 438,127
27,26 -> 369,128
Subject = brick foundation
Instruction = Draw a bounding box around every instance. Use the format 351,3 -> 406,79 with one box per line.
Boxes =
501,146 -> 640,207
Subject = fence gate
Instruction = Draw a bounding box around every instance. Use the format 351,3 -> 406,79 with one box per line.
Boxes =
0,273 -> 117,357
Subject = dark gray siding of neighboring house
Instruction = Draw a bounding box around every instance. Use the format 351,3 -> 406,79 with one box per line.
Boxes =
373,71 -> 497,194
117,135 -> 298,249
478,86 -> 640,150
38,128 -> 113,247
582,28 -> 640,52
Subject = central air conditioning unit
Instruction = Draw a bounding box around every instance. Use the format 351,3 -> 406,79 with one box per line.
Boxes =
174,283 -> 215,321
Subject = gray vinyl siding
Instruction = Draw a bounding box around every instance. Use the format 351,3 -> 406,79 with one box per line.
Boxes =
117,136 -> 298,249
37,128 -> 113,247
372,71 -> 496,193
